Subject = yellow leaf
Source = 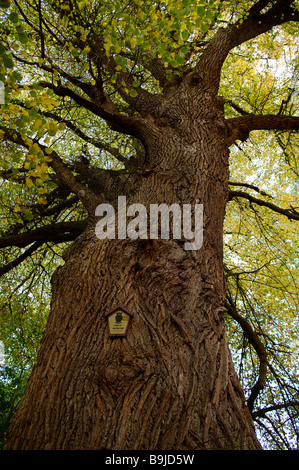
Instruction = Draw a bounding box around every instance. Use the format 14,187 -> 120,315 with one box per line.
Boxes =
38,187 -> 48,194
24,137 -> 33,146
11,42 -> 19,51
40,174 -> 49,182
25,177 -> 34,188
130,37 -> 137,49
13,205 -> 21,212
32,118 -> 43,130
104,42 -> 111,55
38,197 -> 47,205
8,104 -> 18,113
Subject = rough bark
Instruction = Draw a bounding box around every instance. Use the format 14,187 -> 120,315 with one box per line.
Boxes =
4,79 -> 262,450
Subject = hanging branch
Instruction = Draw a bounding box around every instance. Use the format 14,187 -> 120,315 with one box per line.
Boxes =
0,241 -> 43,278
225,298 -> 268,414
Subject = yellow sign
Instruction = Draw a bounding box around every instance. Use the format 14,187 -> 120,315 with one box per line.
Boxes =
106,306 -> 133,337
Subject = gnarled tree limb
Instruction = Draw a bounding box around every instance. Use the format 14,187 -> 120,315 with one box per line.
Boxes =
38,81 -> 149,140
197,0 -> 299,91
0,220 -> 87,249
227,114 -> 299,145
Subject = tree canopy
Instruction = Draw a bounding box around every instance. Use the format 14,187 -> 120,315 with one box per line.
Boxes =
0,0 -> 299,449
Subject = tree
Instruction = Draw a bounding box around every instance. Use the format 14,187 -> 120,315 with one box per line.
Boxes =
1,0 -> 299,450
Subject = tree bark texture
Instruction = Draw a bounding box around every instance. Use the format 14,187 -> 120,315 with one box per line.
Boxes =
4,82 -> 262,450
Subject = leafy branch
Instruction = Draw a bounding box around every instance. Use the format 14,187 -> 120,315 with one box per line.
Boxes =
225,296 -> 268,414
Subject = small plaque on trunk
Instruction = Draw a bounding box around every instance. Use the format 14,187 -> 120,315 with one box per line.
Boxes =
105,305 -> 133,337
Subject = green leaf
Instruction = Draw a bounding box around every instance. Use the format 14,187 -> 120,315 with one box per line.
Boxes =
201,22 -> 209,33
197,6 -> 204,17
0,0 -> 10,8
130,88 -> 138,97
182,30 -> 189,41
176,55 -> 185,65
2,54 -> 13,69
17,29 -> 28,44
132,80 -> 140,88
8,12 -> 19,23
23,209 -> 34,221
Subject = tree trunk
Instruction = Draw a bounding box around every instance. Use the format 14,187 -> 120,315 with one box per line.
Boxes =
4,84 -> 262,450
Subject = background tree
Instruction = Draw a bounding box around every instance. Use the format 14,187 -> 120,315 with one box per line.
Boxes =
0,0 -> 299,450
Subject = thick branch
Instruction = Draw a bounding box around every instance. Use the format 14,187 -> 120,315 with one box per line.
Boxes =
230,0 -> 299,48
39,110 -> 130,167
252,401 -> 299,419
0,220 -> 87,249
0,225 -> 87,277
0,241 -> 43,278
197,0 -> 299,91
228,190 -> 299,221
227,114 -> 299,144
38,81 -> 147,140
229,181 -> 273,198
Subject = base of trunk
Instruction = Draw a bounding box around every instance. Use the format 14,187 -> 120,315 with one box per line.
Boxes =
4,230 -> 261,450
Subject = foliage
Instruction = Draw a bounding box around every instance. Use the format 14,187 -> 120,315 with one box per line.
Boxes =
0,0 -> 299,449
220,30 -> 299,448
